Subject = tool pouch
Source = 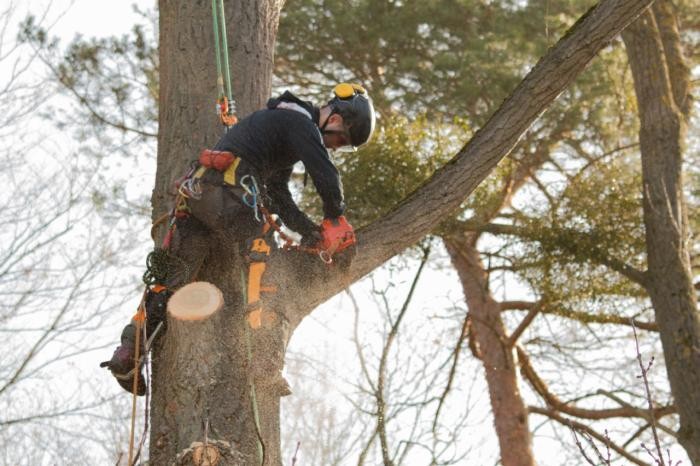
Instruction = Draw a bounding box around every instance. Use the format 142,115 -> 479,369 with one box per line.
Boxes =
199,149 -> 236,172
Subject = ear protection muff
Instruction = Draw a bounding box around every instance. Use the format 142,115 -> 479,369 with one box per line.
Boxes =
334,83 -> 366,100
326,82 -> 375,148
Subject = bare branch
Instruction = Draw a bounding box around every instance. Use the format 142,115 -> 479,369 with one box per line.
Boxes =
518,346 -> 676,421
499,300 -> 657,331
375,247 -> 430,466
507,304 -> 540,347
432,312 -> 470,433
530,406 -> 651,466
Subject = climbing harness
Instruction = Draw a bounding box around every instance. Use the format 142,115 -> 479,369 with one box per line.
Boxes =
211,0 -> 237,127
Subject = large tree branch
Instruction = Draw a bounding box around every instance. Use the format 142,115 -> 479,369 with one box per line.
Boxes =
275,0 -> 655,328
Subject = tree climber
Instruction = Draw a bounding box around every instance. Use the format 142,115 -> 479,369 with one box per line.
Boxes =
100,83 -> 376,395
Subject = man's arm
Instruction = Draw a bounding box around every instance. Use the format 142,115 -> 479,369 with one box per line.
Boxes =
265,167 -> 319,238
287,120 -> 346,219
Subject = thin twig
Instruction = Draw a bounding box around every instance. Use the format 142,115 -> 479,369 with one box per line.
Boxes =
432,311 -> 470,433
291,441 -> 300,466
631,321 -> 666,466
532,407 -> 649,465
570,427 -> 600,465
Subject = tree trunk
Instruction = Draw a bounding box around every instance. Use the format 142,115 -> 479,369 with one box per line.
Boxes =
444,235 -> 534,466
150,1 -> 284,464
622,12 -> 700,465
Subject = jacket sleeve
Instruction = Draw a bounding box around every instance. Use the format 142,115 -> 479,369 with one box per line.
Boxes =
266,167 -> 319,237
287,121 -> 346,219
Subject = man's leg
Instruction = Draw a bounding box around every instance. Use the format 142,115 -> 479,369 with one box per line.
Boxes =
101,216 -> 211,395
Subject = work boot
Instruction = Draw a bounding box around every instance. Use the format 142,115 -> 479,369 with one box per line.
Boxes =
100,323 -> 146,396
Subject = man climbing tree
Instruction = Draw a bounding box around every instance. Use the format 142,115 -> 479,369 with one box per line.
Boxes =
100,84 -> 375,395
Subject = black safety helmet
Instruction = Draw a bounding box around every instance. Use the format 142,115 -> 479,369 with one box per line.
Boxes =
327,83 -> 376,151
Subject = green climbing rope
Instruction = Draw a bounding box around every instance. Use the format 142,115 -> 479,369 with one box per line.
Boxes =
142,248 -> 172,285
212,0 -> 234,111
241,269 -> 265,466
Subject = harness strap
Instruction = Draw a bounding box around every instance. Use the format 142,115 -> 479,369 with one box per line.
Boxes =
244,223 -> 280,329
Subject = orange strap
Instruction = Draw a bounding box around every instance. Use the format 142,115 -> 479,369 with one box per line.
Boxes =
246,237 -> 278,329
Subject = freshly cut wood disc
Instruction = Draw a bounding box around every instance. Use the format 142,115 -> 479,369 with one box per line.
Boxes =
168,281 -> 224,321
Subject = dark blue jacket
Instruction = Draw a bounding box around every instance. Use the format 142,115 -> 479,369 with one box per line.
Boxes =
213,91 -> 345,236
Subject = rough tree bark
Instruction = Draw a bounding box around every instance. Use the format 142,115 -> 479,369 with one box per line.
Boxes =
438,143 -> 552,466
148,0 -> 653,463
623,10 -> 700,465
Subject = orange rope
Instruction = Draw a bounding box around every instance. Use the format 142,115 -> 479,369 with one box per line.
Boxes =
127,292 -> 147,466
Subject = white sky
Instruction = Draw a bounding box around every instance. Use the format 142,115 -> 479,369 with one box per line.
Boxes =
28,0 -> 146,38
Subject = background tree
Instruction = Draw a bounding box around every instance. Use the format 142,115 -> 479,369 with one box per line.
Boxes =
0,4 -> 153,464
623,3 -> 700,461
